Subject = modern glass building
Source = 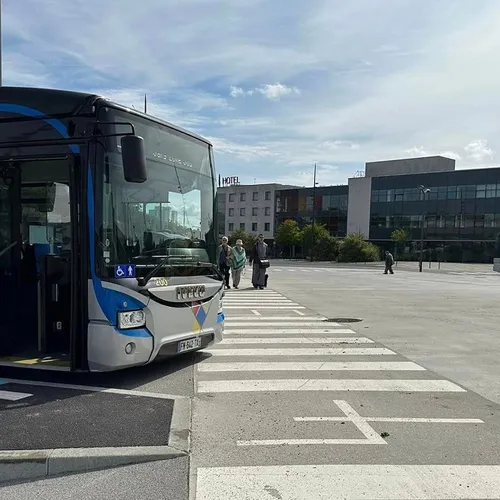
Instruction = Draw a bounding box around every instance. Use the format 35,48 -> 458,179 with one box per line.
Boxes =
217,156 -> 500,262
275,185 -> 348,237
347,156 -> 500,263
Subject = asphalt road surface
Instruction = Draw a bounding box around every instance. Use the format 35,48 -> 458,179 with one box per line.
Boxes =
0,380 -> 173,449
3,264 -> 500,499
191,267 -> 500,499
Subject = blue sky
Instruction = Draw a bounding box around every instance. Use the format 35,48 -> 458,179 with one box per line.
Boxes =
3,0 -> 500,186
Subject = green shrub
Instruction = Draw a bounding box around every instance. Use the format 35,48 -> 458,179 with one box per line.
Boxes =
338,233 -> 380,262
313,235 -> 340,261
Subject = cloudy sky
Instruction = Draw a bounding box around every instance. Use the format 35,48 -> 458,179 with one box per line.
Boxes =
3,0 -> 500,186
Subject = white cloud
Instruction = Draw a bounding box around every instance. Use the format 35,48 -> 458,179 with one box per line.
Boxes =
229,86 -> 248,98
230,83 -> 299,100
464,140 -> 494,163
255,83 -> 300,100
3,0 -> 500,185
405,146 -> 428,157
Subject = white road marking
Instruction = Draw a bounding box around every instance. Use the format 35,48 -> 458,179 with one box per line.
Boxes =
223,302 -> 298,306
0,378 -> 188,400
294,309 -> 305,316
296,417 -> 485,423
224,317 -> 327,322
363,417 -> 484,423
224,322 -> 335,328
224,328 -> 356,335
250,310 -> 261,316
223,298 -> 294,302
203,347 -> 395,356
220,337 -> 374,344
195,464 -> 500,499
197,361 -> 426,372
197,378 -> 465,393
224,305 -> 306,309
239,400 -> 386,447
237,438 -> 381,446
0,389 -> 33,401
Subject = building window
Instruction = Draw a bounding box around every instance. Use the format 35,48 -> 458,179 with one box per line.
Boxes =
228,222 -> 234,232
240,192 -> 246,202
228,208 -> 234,216
265,191 -> 271,200
252,207 -> 258,216
265,207 -> 271,216
240,222 -> 245,230
253,192 -> 259,201
228,193 -> 235,202
240,207 -> 246,216
485,214 -> 495,227
476,185 -> 486,198
264,222 -> 270,232
486,184 -> 496,198
252,223 -> 258,231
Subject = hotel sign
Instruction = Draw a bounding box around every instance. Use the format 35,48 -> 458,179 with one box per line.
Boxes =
220,176 -> 240,186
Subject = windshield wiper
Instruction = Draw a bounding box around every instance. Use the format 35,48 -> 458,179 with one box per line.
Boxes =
137,255 -> 192,286
191,261 -> 224,281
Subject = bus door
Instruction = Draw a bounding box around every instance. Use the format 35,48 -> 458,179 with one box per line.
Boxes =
0,158 -> 75,364
0,164 -> 22,356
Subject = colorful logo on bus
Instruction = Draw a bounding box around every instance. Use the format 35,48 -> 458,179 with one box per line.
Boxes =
192,302 -> 208,334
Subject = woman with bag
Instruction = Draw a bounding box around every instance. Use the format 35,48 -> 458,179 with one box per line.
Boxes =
230,239 -> 246,289
250,234 -> 269,290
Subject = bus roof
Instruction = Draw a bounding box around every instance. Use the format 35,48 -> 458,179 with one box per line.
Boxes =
0,86 -> 213,147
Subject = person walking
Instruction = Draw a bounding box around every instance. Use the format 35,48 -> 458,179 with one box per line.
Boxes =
384,250 -> 394,274
230,239 -> 246,289
250,234 -> 269,289
218,236 -> 232,288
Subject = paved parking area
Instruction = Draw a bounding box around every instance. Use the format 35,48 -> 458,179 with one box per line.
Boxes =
192,271 -> 500,499
0,379 -> 174,449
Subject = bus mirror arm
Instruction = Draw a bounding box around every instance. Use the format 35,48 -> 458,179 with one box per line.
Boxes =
121,135 -> 148,183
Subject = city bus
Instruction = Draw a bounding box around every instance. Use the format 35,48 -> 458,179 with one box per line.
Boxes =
0,86 -> 224,372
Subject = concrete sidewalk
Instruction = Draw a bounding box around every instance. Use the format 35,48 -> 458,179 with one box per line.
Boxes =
271,259 -> 495,274
0,379 -> 191,483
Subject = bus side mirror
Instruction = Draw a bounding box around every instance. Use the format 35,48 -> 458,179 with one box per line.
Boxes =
121,135 -> 147,183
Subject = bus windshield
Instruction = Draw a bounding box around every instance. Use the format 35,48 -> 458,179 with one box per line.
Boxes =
96,109 -> 216,277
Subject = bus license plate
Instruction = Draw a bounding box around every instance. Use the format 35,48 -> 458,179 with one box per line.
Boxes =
178,337 -> 202,353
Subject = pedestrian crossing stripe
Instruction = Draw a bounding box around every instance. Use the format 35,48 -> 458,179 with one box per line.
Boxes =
195,465 -> 500,499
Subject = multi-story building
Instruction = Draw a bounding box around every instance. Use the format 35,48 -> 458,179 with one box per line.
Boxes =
217,183 -> 291,242
347,156 -> 500,263
275,185 -> 349,237
216,156 -> 500,262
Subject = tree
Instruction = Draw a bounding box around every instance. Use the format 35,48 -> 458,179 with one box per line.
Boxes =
300,223 -> 330,250
228,228 -> 257,253
228,228 -> 248,246
338,233 -> 380,262
275,219 -> 301,258
275,219 -> 301,246
391,229 -> 410,263
313,234 -> 340,261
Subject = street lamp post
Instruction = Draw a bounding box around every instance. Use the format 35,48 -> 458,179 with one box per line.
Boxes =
0,0 -> 3,86
311,163 -> 317,261
418,185 -> 431,272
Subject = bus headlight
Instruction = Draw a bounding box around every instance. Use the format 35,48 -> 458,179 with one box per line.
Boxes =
118,310 -> 146,330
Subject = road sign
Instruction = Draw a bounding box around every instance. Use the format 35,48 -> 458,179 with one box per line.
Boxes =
114,264 -> 136,278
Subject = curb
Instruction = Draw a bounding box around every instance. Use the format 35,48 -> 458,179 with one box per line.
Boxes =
0,397 -> 192,483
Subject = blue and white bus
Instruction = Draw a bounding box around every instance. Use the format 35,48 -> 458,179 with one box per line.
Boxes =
0,86 -> 224,371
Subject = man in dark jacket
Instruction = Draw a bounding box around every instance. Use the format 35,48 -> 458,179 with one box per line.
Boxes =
384,251 -> 394,274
